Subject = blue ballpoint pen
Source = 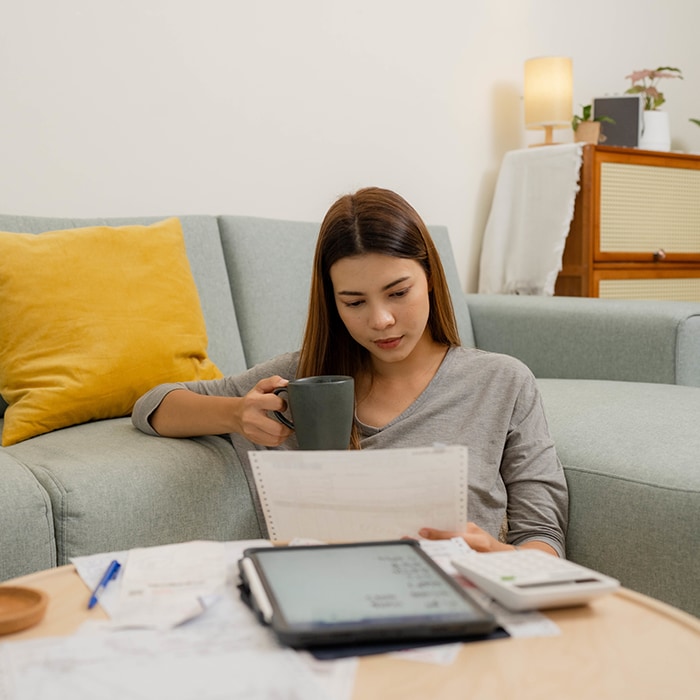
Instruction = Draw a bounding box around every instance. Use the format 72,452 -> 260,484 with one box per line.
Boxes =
87,559 -> 121,610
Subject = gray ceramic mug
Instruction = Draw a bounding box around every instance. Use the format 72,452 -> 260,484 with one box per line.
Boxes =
273,375 -> 354,450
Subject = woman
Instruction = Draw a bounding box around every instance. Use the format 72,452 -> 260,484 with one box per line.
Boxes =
132,187 -> 567,556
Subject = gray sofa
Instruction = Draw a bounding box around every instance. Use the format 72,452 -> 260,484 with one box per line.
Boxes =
1,213 -> 699,618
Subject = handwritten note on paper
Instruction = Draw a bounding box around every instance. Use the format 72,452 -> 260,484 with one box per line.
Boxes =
249,444 -> 468,541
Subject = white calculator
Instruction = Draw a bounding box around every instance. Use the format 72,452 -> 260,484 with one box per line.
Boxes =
451,550 -> 620,611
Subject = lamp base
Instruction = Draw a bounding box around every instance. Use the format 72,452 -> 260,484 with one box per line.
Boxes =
529,125 -> 565,147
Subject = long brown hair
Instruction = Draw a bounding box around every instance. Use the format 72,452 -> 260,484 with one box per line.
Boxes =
297,187 -> 461,445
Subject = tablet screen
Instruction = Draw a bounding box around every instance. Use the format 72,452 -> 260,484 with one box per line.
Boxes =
243,541 -> 495,646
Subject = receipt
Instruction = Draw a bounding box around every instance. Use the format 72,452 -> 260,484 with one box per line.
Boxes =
108,540 -> 226,629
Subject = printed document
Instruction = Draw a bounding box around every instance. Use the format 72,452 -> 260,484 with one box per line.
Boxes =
249,444 -> 468,541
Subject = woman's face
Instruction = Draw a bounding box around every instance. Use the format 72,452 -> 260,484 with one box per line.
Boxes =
329,253 -> 432,367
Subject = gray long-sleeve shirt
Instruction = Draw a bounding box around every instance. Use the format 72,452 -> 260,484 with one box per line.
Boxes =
132,346 -> 568,555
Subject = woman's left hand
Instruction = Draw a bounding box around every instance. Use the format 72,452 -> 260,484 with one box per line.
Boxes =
418,523 -> 558,556
418,522 -> 512,553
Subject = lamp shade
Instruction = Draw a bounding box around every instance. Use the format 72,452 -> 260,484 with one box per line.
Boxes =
524,57 -> 573,128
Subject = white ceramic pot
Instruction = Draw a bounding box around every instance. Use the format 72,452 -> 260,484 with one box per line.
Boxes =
639,110 -> 671,151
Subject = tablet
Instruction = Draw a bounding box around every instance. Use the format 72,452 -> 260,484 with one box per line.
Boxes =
238,540 -> 497,648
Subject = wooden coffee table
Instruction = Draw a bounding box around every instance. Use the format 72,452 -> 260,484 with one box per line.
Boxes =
2,565 -> 699,699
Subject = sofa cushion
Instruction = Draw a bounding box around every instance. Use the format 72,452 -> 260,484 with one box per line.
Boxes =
5,418 -> 262,564
427,226 -> 475,347
0,444 -> 56,580
218,216 -> 317,367
0,214 -> 248,409
537,378 -> 700,616
0,218 -> 223,445
218,216 -> 475,367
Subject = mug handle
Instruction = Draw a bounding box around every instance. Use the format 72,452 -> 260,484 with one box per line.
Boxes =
272,387 -> 294,429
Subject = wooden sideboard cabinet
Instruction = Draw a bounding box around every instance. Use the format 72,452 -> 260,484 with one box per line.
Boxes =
555,145 -> 700,300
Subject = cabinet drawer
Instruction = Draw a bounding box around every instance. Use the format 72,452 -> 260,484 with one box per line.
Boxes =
598,162 -> 700,257
595,269 -> 700,301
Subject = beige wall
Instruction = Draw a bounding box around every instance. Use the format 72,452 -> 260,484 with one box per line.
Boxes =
1,0 -> 698,290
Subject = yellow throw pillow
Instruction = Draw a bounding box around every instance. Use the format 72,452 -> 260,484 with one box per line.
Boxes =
0,217 -> 222,446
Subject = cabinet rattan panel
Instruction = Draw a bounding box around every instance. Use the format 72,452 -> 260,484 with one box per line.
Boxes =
599,163 -> 700,254
599,277 -> 700,301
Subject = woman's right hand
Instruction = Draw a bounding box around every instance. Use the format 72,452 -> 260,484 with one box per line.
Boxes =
150,376 -> 293,445
233,376 -> 293,446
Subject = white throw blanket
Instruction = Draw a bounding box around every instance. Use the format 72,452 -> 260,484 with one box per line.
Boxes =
478,143 -> 583,295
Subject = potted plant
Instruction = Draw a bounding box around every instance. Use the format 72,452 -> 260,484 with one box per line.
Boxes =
571,104 -> 615,144
625,67 -> 683,110
624,66 -> 683,150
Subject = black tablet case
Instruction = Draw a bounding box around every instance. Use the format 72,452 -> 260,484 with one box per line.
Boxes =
238,541 -> 504,657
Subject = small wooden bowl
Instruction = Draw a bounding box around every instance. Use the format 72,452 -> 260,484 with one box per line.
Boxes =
0,586 -> 49,635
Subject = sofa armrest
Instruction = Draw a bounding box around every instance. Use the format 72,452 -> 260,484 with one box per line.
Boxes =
466,294 -> 700,387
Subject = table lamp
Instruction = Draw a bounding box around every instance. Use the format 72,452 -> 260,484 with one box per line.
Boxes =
524,56 -> 573,146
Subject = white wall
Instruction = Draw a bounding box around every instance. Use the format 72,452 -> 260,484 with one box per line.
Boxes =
1,0 -> 698,290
